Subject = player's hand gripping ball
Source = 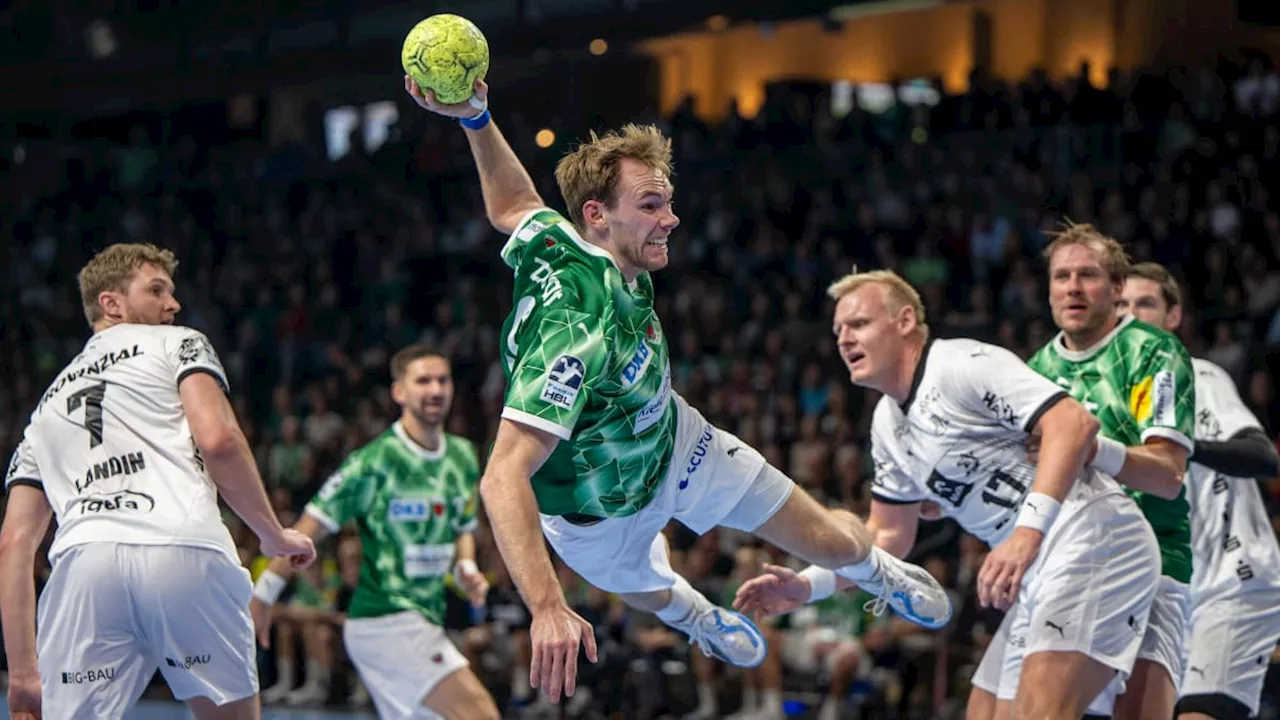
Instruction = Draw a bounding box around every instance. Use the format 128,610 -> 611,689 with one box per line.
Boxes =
401,14 -> 489,105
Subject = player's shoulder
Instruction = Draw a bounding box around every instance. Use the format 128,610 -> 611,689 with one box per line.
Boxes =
929,337 -> 1006,363
502,208 -> 594,266
444,433 -> 480,464
1191,356 -> 1229,380
1116,315 -> 1183,349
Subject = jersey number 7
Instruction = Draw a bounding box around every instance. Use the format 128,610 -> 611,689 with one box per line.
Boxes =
68,381 -> 107,449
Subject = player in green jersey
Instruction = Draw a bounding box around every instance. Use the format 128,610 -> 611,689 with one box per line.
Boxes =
405,78 -> 953,704
978,225 -> 1194,720
250,345 -> 500,720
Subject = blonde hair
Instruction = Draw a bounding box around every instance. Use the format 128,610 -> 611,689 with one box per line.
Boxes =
827,267 -> 930,341
77,243 -> 178,325
1127,261 -> 1183,309
554,124 -> 674,228
1042,222 -> 1131,284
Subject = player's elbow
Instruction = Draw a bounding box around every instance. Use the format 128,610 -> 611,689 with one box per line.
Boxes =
192,423 -> 243,460
1151,456 -> 1188,500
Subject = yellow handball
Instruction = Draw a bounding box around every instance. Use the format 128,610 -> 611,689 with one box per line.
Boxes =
401,14 -> 489,105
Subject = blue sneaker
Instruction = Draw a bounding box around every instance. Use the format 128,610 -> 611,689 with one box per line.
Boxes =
857,547 -> 953,630
686,607 -> 768,668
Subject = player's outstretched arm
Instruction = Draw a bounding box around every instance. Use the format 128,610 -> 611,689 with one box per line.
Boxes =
180,373 -> 316,567
978,398 -> 1099,609
480,418 -> 598,703
0,485 -> 53,715
250,512 -> 332,648
404,77 -> 544,235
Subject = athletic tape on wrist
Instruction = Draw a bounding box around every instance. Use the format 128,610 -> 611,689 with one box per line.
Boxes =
1091,436 -> 1127,477
253,570 -> 287,604
1014,492 -> 1062,534
459,108 -> 490,130
799,566 -> 838,603
454,558 -> 479,582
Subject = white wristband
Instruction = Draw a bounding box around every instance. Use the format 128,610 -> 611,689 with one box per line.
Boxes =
799,566 -> 838,603
252,570 -> 287,604
453,559 -> 479,582
1091,436 -> 1127,477
1014,492 -> 1062,534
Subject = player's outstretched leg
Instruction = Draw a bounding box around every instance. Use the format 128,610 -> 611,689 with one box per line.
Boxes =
619,536 -> 768,669
742,472 -> 952,629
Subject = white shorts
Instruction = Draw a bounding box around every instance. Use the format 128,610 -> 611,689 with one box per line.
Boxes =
540,394 -> 791,594
343,611 -> 469,719
37,542 -> 256,719
971,493 -> 1160,709
1137,576 -> 1192,689
1180,591 -> 1280,714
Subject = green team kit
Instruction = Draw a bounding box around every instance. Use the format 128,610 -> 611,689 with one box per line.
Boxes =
1028,314 -> 1196,582
306,424 -> 480,624
498,208 -> 678,519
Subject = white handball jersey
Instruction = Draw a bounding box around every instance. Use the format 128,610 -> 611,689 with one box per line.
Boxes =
4,323 -> 239,564
1186,358 -> 1280,604
870,338 -> 1127,546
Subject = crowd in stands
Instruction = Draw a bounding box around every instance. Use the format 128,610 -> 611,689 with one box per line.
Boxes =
3,53 -> 1280,719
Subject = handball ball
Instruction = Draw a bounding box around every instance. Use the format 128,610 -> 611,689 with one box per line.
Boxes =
401,14 -> 489,105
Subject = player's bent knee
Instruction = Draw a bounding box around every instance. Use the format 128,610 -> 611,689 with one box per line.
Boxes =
1015,651 -> 1116,720
1175,693 -> 1253,720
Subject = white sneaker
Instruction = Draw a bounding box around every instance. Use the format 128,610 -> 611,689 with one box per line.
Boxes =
685,607 -> 768,668
284,683 -> 327,705
260,681 -> 294,705
856,547 -> 953,629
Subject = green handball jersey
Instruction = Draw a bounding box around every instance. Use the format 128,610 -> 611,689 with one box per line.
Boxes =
498,208 -> 677,519
305,423 -> 480,625
1028,314 -> 1195,582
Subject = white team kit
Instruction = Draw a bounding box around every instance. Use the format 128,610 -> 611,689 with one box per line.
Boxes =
1181,358 -> 1280,714
3,323 -> 256,717
868,339 -> 1161,706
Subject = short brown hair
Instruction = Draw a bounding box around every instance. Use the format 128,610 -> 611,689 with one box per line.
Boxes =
1041,222 -> 1131,284
390,344 -> 449,381
554,124 -> 674,228
1127,261 -> 1183,309
77,243 -> 179,325
827,267 -> 931,342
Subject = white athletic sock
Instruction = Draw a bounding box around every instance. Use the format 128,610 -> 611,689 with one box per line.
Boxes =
742,687 -> 759,711
696,683 -> 718,714
818,698 -> 842,720
834,545 -> 885,584
305,658 -> 329,687
762,689 -> 782,710
512,666 -> 532,701
274,659 -> 295,689
655,576 -> 713,630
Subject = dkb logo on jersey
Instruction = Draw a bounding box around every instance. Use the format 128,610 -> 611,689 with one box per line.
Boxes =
679,426 -> 715,490
75,490 -> 155,515
388,498 -> 445,523
541,354 -> 585,411
620,341 -> 653,389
